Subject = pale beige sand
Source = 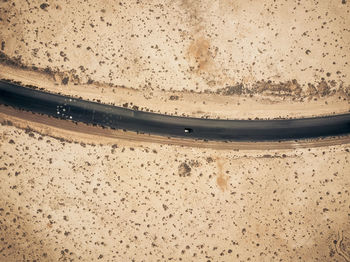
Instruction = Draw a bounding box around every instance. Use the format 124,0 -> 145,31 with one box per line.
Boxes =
1,124 -> 350,261
1,0 -> 349,119
1,0 -> 350,261
1,0 -> 349,94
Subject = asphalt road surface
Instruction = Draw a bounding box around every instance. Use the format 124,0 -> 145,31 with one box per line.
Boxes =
1,80 -> 350,141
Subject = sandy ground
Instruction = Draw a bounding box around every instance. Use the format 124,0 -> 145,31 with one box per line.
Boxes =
1,0 -> 350,261
0,124 -> 350,262
0,0 -> 349,94
0,0 -> 350,119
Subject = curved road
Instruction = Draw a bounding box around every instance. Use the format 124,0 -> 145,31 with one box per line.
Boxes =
1,80 -> 350,141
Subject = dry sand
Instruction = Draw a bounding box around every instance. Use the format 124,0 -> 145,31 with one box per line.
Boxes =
1,0 -> 350,261
0,0 -> 349,94
1,124 -> 350,261
0,0 -> 350,119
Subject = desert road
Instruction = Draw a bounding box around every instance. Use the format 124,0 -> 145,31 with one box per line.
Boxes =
1,79 -> 350,141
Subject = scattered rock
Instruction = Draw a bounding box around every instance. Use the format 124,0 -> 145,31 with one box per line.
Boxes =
169,95 -> 179,100
317,80 -> 330,96
220,84 -> 244,95
61,77 -> 69,85
40,3 -> 49,10
178,162 -> 191,177
307,83 -> 318,96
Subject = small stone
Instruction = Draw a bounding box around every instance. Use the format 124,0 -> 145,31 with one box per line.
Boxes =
40,3 -> 49,10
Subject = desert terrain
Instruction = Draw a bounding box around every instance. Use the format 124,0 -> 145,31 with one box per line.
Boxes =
0,0 -> 350,261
